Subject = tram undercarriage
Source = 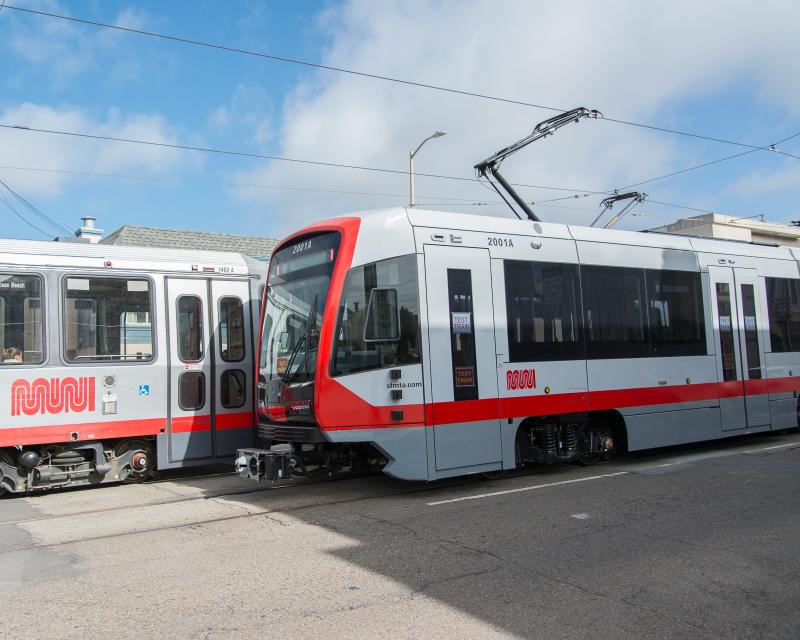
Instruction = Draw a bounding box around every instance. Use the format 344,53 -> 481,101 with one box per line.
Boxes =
515,416 -> 619,466
0,438 -> 155,495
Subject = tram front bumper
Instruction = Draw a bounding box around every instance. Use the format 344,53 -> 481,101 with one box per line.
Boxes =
235,446 -> 294,482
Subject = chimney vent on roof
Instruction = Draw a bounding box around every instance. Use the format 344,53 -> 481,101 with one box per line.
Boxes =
76,215 -> 103,244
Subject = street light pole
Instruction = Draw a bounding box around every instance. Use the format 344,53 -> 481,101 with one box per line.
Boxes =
409,131 -> 446,208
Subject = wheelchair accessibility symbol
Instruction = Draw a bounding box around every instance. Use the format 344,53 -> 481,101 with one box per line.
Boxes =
138,384 -> 151,397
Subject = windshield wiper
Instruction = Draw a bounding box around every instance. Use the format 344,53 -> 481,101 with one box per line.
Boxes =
282,335 -> 305,384
303,294 -> 319,378
283,294 -> 319,385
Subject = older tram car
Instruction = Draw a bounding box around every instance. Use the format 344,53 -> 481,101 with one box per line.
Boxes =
238,208 -> 800,482
0,239 -> 262,494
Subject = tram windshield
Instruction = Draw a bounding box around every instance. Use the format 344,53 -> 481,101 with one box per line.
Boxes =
259,232 -> 340,384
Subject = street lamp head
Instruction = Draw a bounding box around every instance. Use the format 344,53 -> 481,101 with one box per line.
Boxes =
409,130 -> 447,208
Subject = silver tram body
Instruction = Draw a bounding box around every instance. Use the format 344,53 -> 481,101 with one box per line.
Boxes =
0,238 -> 262,494
239,208 -> 800,482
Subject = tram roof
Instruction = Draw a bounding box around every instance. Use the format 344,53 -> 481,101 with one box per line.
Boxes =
396,208 -> 798,261
0,237 -> 264,277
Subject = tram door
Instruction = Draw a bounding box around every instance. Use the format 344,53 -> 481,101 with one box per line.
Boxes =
425,245 -> 502,471
166,278 -> 213,461
166,277 -> 254,463
210,279 -> 253,457
708,267 -> 770,430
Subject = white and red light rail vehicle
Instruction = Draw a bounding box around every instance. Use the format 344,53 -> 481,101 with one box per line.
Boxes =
237,207 -> 800,482
0,239 -> 263,494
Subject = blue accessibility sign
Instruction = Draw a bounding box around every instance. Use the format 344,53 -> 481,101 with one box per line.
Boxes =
138,384 -> 151,397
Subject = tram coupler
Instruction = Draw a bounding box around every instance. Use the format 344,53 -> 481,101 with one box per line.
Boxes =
235,444 -> 294,482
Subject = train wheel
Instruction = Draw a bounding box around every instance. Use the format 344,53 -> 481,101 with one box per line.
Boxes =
115,440 -> 155,483
0,450 -> 16,497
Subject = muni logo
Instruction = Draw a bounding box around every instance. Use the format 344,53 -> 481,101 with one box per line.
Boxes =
11,377 -> 96,416
506,368 -> 536,391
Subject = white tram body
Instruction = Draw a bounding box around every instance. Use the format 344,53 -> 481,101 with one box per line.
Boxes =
240,207 -> 800,482
0,239 -> 262,493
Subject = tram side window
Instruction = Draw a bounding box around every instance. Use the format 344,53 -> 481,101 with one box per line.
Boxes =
765,277 -> 800,352
582,266 -> 648,359
63,277 -> 153,362
221,369 -> 246,408
0,273 -> 44,365
645,269 -> 706,357
504,260 -> 584,362
177,296 -> 204,362
219,296 -> 245,362
332,254 -> 421,376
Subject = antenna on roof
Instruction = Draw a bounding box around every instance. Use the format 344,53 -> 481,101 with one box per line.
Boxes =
592,192 -> 648,228
474,107 -> 602,222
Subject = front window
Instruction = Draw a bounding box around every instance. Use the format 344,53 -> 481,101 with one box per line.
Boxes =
332,254 -> 421,376
259,233 -> 340,383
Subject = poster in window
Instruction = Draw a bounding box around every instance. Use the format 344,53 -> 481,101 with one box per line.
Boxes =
276,356 -> 289,375
454,366 -> 475,387
451,312 -> 472,334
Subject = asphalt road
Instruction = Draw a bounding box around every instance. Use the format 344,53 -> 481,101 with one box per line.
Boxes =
1,431 -> 799,639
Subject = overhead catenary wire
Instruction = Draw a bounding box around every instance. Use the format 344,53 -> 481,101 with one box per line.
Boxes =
3,3 -> 799,161
0,178 -> 72,235
0,191 -> 52,237
619,130 -> 800,190
0,164 -> 505,204
0,177 -> 73,236
0,123 -> 612,196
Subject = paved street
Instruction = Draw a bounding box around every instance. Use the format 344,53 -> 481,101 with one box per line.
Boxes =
2,432 -> 800,639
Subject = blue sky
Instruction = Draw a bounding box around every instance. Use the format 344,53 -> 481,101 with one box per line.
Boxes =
1,0 -> 800,242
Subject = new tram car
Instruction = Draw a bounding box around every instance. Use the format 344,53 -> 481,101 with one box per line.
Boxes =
0,239 -> 263,494
238,207 -> 800,482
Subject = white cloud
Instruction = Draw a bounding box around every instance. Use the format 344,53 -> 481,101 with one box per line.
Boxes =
3,1 -> 154,86
0,103 -> 196,197
232,0 -> 800,235
207,84 -> 274,144
730,162 -> 800,197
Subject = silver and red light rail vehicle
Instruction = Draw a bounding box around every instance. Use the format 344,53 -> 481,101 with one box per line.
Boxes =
237,207 -> 800,482
0,238 -> 263,494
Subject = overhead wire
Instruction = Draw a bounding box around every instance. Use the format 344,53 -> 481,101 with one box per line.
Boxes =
0,164 -> 503,204
0,123 -> 611,195
0,191 -> 52,237
3,3 -> 799,161
0,178 -> 73,235
619,130 -> 800,190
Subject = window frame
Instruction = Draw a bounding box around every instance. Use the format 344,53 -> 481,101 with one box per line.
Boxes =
581,264 -> 650,360
178,370 -> 206,411
503,259 -> 586,363
643,268 -> 707,358
60,273 -> 156,366
0,270 -> 47,367
176,294 -> 204,364
765,276 -> 800,353
220,368 -> 247,409
218,295 -> 246,362
330,253 -> 422,378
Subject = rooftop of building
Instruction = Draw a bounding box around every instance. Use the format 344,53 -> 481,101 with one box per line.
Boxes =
100,224 -> 280,259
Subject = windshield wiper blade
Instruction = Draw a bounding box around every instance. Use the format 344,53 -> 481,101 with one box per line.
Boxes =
282,335 -> 305,384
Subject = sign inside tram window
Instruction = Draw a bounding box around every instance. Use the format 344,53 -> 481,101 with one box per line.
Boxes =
454,366 -> 475,387
276,356 -> 289,375
719,315 -> 731,330
744,316 -> 756,331
451,312 -> 472,334
0,279 -> 26,291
